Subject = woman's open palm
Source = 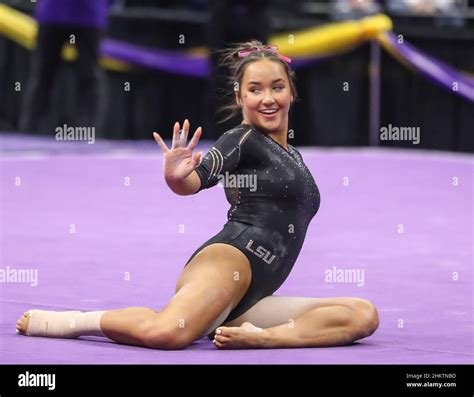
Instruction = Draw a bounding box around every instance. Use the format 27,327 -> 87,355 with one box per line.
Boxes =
153,119 -> 203,181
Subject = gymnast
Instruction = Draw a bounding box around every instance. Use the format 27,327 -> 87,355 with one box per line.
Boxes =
16,41 -> 379,350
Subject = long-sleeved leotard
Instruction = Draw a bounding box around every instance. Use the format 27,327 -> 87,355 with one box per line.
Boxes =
185,124 -> 320,322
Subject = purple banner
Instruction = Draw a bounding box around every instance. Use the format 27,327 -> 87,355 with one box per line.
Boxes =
102,39 -> 209,77
385,32 -> 474,102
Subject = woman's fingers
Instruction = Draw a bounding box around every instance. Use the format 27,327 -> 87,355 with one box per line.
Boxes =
181,119 -> 190,146
171,121 -> 180,149
186,126 -> 202,151
156,120 -> 196,153
153,132 -> 169,153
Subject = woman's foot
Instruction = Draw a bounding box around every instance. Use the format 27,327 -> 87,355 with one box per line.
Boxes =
16,311 -> 30,335
15,310 -> 105,338
16,310 -> 82,337
212,322 -> 267,349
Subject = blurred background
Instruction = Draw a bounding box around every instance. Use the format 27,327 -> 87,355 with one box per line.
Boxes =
0,0 -> 473,151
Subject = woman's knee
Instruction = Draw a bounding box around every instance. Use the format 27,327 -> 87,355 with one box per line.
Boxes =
139,320 -> 193,350
350,298 -> 380,339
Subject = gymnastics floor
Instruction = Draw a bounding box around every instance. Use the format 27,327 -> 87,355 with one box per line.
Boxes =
1,132 -> 472,364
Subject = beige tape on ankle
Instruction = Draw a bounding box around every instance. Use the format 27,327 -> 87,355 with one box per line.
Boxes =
25,310 -> 106,338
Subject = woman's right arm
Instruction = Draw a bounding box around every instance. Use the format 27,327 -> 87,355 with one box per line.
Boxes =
154,119 -> 246,196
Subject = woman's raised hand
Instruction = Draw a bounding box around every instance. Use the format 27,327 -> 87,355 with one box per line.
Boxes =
153,119 -> 203,182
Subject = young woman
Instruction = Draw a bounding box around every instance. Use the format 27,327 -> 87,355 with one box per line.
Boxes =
16,41 -> 379,350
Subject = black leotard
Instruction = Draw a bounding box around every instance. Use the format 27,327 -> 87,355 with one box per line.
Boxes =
185,124 -> 320,322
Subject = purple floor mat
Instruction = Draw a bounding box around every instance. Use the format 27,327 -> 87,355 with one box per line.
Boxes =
1,133 -> 472,364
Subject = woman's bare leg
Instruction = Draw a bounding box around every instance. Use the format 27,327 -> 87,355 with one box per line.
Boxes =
213,296 -> 379,349
16,244 -> 252,350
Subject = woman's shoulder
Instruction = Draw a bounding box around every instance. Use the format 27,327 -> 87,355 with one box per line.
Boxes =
217,124 -> 256,145
224,123 -> 254,136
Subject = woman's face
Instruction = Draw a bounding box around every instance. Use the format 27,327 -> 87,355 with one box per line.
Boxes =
237,59 -> 292,135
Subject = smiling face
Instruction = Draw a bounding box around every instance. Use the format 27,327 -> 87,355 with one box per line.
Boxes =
236,59 -> 293,135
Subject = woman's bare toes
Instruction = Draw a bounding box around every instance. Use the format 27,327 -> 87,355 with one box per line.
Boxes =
213,322 -> 264,349
16,311 -> 30,335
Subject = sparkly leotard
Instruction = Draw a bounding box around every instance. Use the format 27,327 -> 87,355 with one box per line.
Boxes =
185,124 -> 320,321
